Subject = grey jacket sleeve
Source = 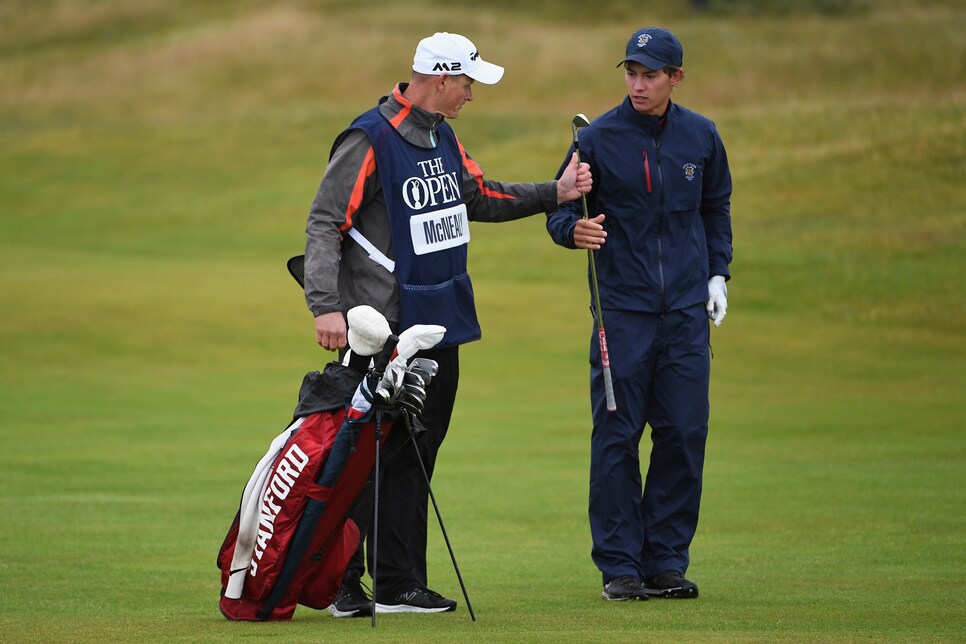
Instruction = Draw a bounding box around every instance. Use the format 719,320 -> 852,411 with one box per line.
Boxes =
458,146 -> 559,222
304,129 -> 374,317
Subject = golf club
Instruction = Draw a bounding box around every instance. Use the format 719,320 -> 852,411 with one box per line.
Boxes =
571,114 -> 617,413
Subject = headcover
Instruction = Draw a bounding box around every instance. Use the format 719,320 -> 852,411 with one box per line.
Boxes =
375,324 -> 447,406
395,324 -> 447,364
346,305 -> 392,357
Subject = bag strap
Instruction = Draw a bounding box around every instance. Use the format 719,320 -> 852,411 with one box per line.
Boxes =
347,228 -> 395,273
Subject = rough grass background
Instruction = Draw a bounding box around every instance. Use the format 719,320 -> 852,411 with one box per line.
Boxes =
1,0 -> 964,641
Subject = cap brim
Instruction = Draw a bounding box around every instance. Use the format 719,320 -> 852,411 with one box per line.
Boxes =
466,60 -> 504,85
617,54 -> 668,71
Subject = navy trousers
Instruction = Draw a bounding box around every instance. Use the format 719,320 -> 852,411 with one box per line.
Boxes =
588,304 -> 710,583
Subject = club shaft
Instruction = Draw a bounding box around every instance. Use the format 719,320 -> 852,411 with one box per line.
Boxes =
574,139 -> 617,412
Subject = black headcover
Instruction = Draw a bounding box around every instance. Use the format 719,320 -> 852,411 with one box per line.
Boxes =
292,362 -> 365,419
287,255 -> 306,288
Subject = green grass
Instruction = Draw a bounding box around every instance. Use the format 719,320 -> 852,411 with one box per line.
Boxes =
1,0 -> 964,641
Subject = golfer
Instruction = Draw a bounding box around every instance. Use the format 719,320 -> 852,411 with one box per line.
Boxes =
303,32 -> 591,615
547,27 -> 732,601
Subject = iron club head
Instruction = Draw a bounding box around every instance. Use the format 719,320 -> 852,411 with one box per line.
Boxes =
571,113 -> 590,145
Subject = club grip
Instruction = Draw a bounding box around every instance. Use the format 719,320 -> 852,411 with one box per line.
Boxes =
602,367 -> 617,412
371,334 -> 399,379
598,327 -> 617,412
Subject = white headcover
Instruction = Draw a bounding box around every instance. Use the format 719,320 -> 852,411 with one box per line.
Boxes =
346,305 -> 392,356
377,324 -> 447,401
395,324 -> 446,364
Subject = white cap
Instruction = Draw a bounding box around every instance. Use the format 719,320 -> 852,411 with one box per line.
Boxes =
412,32 -> 504,85
346,305 -> 392,357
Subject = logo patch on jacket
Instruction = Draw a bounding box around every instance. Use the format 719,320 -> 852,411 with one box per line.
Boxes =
683,163 -> 697,181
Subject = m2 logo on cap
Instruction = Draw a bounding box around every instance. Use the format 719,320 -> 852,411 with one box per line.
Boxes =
637,33 -> 652,47
683,163 -> 697,181
433,61 -> 462,72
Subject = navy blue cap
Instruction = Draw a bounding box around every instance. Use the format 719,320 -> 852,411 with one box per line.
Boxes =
617,27 -> 683,70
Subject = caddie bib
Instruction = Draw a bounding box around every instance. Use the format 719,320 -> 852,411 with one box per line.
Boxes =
349,107 -> 481,348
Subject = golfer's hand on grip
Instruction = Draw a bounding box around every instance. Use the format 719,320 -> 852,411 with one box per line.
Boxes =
557,152 -> 593,203
315,311 -> 347,351
574,214 -> 607,250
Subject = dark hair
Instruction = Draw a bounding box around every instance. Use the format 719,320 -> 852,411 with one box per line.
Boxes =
623,61 -> 685,79
665,65 -> 685,79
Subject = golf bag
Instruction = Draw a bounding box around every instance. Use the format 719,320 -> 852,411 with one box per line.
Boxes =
216,312 -> 446,622
216,359 -> 397,621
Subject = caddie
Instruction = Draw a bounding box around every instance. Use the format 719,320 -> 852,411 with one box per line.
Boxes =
303,31 -> 592,616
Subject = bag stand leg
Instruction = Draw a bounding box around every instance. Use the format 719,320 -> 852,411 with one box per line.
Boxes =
367,411 -> 476,624
402,412 -> 476,621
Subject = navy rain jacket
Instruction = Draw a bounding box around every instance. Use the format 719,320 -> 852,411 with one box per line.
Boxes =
548,98 -> 732,314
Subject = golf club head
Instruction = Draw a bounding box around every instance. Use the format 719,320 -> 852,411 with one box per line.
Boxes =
571,113 -> 590,145
410,358 -> 439,379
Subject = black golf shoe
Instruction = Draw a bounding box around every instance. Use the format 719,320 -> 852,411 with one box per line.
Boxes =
375,586 -> 457,613
601,575 -> 649,601
326,578 -> 373,617
643,570 -> 699,598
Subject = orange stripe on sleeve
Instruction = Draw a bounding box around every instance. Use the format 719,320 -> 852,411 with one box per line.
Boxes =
341,145 -> 377,232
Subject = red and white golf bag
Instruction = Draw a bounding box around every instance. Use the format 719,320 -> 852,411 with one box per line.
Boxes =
216,364 -> 392,620
216,321 -> 444,621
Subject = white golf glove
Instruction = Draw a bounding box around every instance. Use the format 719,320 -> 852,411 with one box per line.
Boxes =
706,275 -> 728,327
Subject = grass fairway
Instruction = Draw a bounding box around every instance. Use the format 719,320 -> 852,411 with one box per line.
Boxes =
1,1 -> 964,641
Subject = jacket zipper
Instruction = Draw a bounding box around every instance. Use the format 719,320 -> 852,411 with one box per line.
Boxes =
643,149 -> 653,193
654,136 -> 666,313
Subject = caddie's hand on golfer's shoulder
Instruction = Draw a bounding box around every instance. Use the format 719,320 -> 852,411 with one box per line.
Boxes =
315,311 -> 347,351
573,214 -> 607,250
556,152 -> 593,203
